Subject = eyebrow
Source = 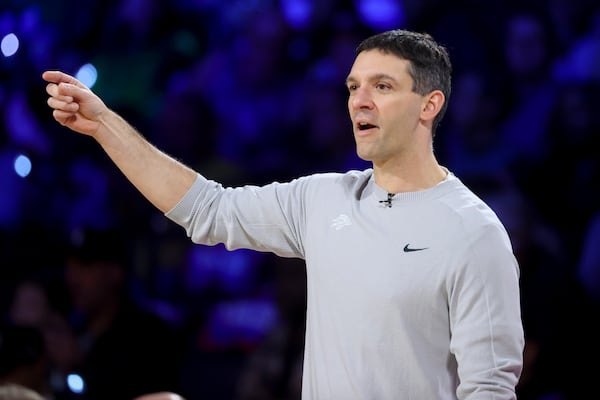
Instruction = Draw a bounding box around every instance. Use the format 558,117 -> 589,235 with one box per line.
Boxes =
345,73 -> 399,85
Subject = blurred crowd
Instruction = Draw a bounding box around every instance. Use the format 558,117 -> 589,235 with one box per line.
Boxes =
1,0 -> 599,399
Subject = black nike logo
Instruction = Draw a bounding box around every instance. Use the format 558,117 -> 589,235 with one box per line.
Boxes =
403,244 -> 428,252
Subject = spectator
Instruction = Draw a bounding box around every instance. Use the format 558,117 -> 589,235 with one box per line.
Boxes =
60,227 -> 183,400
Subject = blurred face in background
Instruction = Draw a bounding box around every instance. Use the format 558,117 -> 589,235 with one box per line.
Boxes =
65,258 -> 124,316
505,14 -> 548,77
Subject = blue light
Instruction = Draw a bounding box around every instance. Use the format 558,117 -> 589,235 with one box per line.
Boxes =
14,154 -> 31,178
75,63 -> 98,88
355,0 -> 405,30
1,33 -> 19,57
281,0 -> 313,29
67,373 -> 86,394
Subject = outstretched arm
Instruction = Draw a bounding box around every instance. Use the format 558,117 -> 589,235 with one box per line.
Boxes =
43,70 -> 197,213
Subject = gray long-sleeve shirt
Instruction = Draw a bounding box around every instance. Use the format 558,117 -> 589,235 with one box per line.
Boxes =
166,168 -> 524,399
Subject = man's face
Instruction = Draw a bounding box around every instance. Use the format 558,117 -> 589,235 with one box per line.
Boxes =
346,49 -> 424,166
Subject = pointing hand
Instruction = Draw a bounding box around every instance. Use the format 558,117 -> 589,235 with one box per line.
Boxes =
42,70 -> 107,137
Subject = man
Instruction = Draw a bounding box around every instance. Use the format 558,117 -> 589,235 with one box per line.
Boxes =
43,29 -> 524,399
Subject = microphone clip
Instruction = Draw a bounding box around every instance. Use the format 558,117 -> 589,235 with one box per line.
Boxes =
379,193 -> 394,208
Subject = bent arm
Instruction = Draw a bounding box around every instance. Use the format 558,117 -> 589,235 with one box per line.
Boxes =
43,70 -> 196,212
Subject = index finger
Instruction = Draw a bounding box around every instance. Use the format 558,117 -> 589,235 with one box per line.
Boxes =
42,70 -> 86,89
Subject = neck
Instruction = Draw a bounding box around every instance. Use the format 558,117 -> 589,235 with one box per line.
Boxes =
373,151 -> 447,194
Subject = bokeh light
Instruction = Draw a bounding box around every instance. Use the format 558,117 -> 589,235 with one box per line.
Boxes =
354,0 -> 405,30
1,33 -> 19,57
75,63 -> 98,88
281,0 -> 313,29
13,154 -> 31,178
66,373 -> 86,394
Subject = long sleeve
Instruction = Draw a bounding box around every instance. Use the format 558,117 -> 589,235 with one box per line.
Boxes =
165,173 -> 307,258
449,222 -> 524,399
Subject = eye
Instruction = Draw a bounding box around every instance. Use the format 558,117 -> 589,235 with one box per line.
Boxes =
375,82 -> 391,91
347,84 -> 358,93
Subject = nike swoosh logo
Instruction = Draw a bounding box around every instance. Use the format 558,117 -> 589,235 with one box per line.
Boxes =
403,244 -> 428,252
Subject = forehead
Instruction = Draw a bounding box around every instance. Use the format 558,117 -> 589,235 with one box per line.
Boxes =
347,49 -> 411,81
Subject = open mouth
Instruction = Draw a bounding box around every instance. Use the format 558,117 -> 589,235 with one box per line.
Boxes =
357,122 -> 377,131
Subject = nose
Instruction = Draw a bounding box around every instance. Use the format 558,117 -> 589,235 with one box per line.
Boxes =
349,86 -> 374,111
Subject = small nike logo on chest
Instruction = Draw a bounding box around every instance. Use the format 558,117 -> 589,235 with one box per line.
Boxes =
403,244 -> 428,252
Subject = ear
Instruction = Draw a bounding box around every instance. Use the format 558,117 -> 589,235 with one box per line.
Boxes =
420,90 -> 445,123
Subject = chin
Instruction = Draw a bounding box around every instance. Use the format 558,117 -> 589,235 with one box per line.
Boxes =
355,148 -> 374,162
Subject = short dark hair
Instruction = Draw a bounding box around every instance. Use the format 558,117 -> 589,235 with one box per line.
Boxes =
356,30 -> 452,135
